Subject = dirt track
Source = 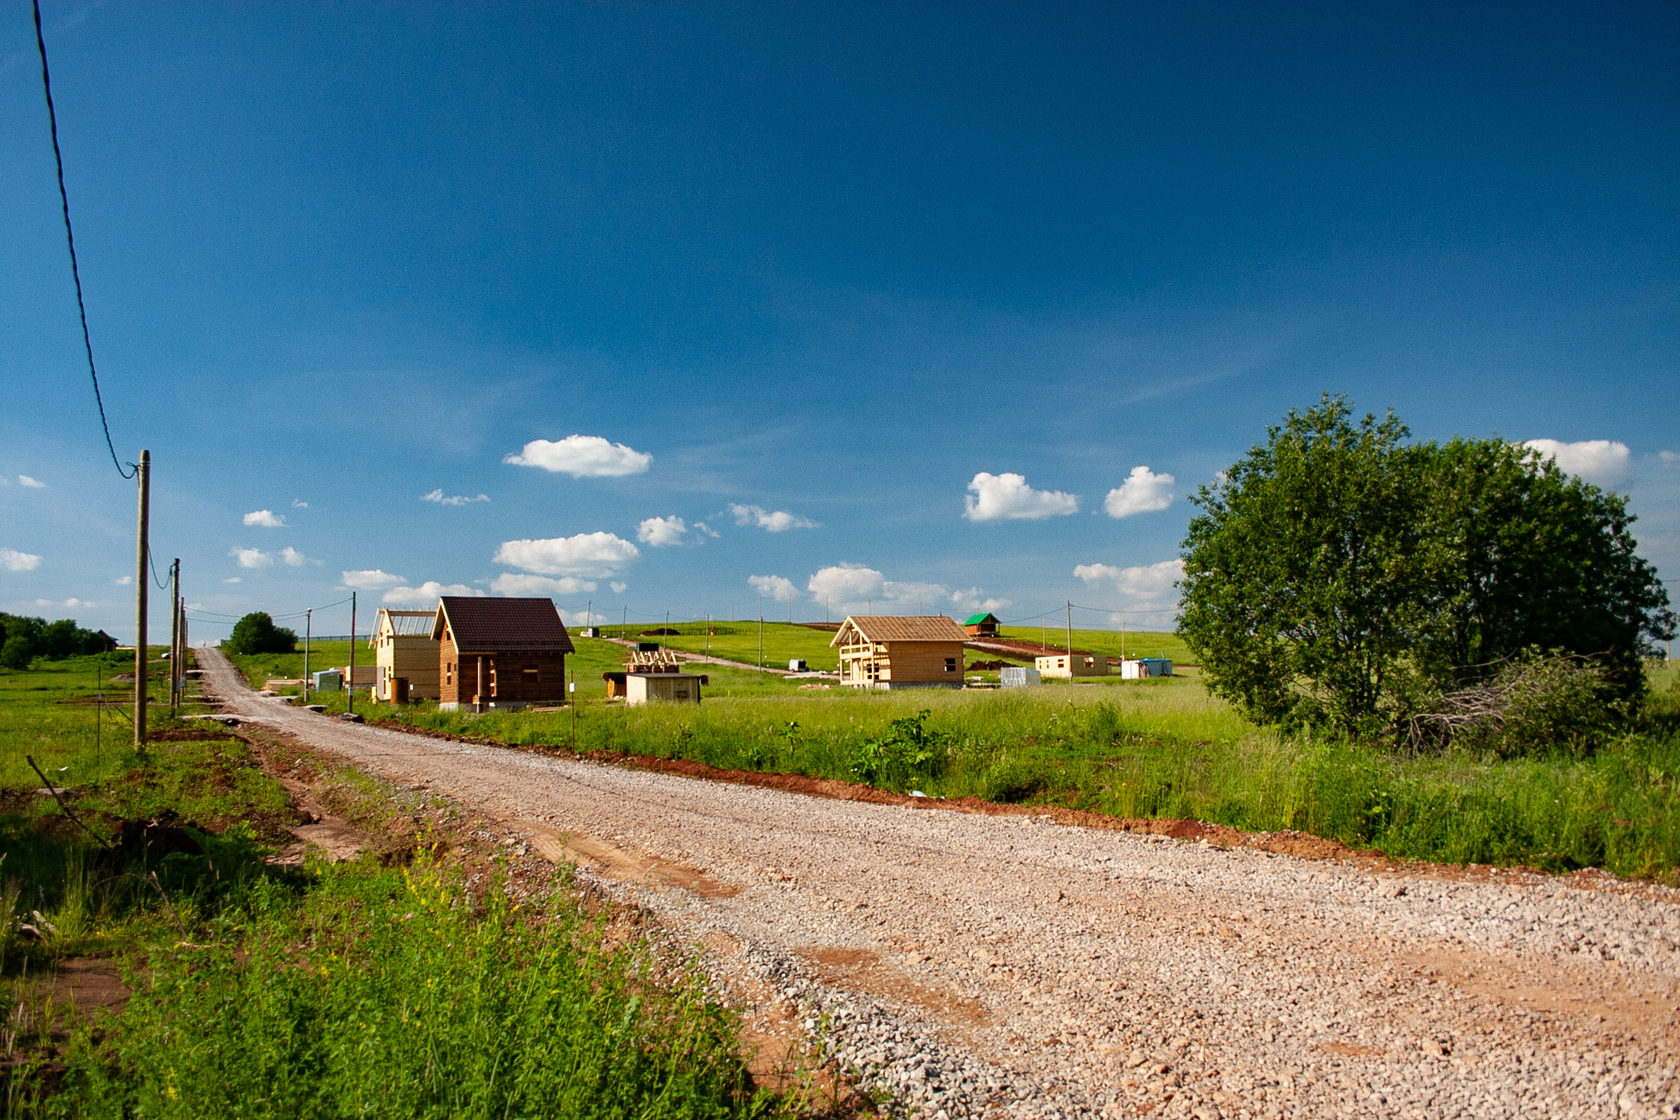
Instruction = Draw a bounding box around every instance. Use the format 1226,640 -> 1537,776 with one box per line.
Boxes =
197,648 -> 1679,1119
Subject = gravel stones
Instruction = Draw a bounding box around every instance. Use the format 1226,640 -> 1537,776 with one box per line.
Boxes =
199,650 -> 1680,1119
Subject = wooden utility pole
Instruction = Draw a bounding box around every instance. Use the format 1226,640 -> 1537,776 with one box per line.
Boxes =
1065,600 -> 1074,662
347,591 -> 357,715
303,609 -> 312,702
168,558 -> 180,715
133,449 -> 149,747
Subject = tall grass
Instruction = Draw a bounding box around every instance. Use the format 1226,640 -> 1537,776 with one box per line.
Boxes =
52,857 -> 788,1120
376,671 -> 1680,881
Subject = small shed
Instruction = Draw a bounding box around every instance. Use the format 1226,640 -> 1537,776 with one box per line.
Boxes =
1120,658 -> 1174,679
433,596 -> 574,712
370,608 -> 440,702
963,612 -> 1002,637
1000,666 -> 1042,688
625,672 -> 706,706
311,668 -> 342,692
831,615 -> 968,690
1035,652 -> 1109,679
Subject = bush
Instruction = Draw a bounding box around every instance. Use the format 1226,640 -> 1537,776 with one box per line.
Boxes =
1403,651 -> 1620,757
225,612 -> 298,655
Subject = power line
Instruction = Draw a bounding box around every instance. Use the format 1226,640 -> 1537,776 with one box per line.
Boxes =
32,0 -> 134,480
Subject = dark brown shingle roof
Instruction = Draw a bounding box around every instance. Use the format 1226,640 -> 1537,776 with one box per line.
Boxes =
432,597 -> 575,654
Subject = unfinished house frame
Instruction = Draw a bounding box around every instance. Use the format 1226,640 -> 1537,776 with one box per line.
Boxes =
830,615 -> 969,690
370,608 -> 440,702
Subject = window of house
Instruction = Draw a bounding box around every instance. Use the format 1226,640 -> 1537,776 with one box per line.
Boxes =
522,665 -> 539,688
944,657 -> 957,672
445,662 -> 454,686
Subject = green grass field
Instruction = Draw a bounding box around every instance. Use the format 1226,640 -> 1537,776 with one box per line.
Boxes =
0,654 -> 812,1119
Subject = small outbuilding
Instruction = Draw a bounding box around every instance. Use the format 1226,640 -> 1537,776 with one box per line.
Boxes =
1035,652 -> 1109,679
625,672 -> 706,706
1120,658 -> 1173,679
963,612 -> 1002,637
831,615 -> 968,690
433,596 -> 574,712
370,608 -> 440,702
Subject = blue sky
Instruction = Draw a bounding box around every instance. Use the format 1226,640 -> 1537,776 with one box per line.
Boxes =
2,1 -> 1676,642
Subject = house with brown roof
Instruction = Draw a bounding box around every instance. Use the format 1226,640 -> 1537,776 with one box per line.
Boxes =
830,615 -> 968,690
370,608 -> 440,702
431,596 -> 574,711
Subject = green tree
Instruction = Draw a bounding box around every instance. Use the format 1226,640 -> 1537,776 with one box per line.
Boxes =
225,611 -> 298,655
1179,395 -> 1675,741
0,613 -> 46,670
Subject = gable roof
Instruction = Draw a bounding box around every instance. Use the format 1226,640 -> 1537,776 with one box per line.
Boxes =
431,597 -> 575,654
963,612 -> 1000,627
375,609 -> 437,637
830,615 -> 968,646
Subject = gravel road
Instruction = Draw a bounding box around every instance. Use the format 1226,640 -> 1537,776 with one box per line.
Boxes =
197,649 -> 1678,1119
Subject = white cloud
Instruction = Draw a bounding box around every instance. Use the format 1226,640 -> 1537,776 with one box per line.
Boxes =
1522,439 -> 1632,486
18,475 -> 45,489
1073,558 -> 1186,608
694,521 -> 719,538
291,498 -> 309,508
489,573 -> 596,596
230,547 -> 273,569
504,434 -> 651,477
610,581 -> 628,594
748,574 -> 797,601
223,577 -> 242,584
729,504 -> 819,532
112,575 -> 132,586
382,581 -> 481,605
1659,450 -> 1679,468
1102,466 -> 1176,518
963,472 -> 1079,522
637,516 -> 691,547
341,569 -> 406,589
493,532 -> 640,577
35,597 -> 92,609
422,488 -> 490,506
279,547 -> 307,567
1,547 -> 42,572
243,509 -> 287,528
806,564 -> 951,614
950,587 -> 1012,614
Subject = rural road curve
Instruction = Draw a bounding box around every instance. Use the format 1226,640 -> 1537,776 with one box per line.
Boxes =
196,649 -> 1679,1119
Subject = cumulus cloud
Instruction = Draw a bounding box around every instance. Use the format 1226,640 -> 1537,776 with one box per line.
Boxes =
963,472 -> 1079,522
1073,558 -> 1186,608
422,488 -> 490,506
35,597 -> 92,608
729,504 -> 819,532
637,516 -> 691,547
1,547 -> 43,572
1522,439 -> 1632,486
341,569 -> 406,589
494,532 -> 640,578
806,563 -> 951,614
748,574 -> 797,601
223,577 -> 241,584
291,498 -> 309,508
610,581 -> 628,594
504,435 -> 651,477
279,547 -> 307,567
230,547 -> 272,569
19,475 -> 45,489
243,509 -> 286,528
1659,450 -> 1679,468
112,575 -> 132,586
383,581 -> 482,605
1102,466 -> 1176,518
950,587 -> 1011,614
489,573 -> 596,596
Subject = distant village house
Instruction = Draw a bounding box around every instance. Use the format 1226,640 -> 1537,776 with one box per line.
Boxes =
831,615 -> 968,689
370,608 -> 440,702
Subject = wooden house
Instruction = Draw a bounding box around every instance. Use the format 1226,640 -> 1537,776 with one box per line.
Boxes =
432,596 -> 574,712
963,612 -> 1002,637
1034,651 -> 1109,679
830,615 -> 968,690
370,608 -> 440,702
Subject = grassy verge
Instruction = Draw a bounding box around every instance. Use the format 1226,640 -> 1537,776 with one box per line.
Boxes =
1,654 -> 815,1118
349,657 -> 1680,882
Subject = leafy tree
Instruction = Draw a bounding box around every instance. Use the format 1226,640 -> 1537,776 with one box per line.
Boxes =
0,613 -> 46,670
1179,395 -> 1674,742
225,611 -> 298,655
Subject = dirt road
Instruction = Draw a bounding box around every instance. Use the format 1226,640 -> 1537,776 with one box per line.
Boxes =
197,649 -> 1678,1119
